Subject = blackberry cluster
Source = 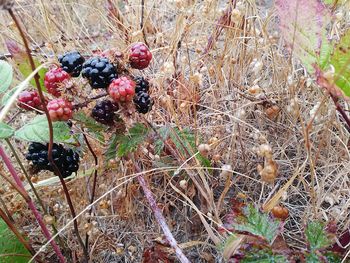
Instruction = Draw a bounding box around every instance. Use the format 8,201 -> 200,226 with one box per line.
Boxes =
91,100 -> 118,125
82,57 -> 117,89
58,51 -> 85,77
26,142 -> 80,178
133,76 -> 153,114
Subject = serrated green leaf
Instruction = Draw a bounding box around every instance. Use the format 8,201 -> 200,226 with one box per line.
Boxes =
0,219 -> 31,263
232,204 -> 280,244
305,221 -> 332,251
154,126 -> 170,155
155,126 -> 211,168
330,29 -> 350,97
17,59 -> 47,91
0,122 -> 14,139
73,112 -> 107,132
105,134 -> 119,162
14,115 -> 72,143
276,0 -> 332,74
306,252 -> 321,263
117,123 -> 149,157
324,252 -> 341,263
242,249 -> 288,263
0,60 -> 13,93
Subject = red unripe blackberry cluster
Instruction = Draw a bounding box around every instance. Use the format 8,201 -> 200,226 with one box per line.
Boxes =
18,90 -> 43,110
129,42 -> 153,70
44,67 -> 71,97
18,42 -> 153,125
108,77 -> 136,102
47,98 -> 73,121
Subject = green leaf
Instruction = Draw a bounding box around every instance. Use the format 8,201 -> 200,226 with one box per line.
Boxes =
330,29 -> 350,97
0,219 -> 31,263
155,126 -> 211,168
305,221 -> 332,251
73,112 -> 107,132
232,204 -> 280,244
276,0 -> 332,73
14,115 -> 72,143
322,0 -> 348,5
1,87 -> 17,106
105,134 -> 119,162
17,59 -> 47,91
0,122 -> 14,139
242,249 -> 288,263
117,123 -> 149,157
306,252 -> 321,263
0,60 -> 13,93
324,252 -> 341,263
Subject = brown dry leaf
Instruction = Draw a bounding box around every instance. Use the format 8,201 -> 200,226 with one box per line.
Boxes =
262,162 -> 305,212
223,235 -> 246,260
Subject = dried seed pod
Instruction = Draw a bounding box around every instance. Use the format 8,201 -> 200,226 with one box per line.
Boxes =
259,159 -> 278,184
198,144 -> 211,157
265,105 -> 280,120
271,206 -> 289,220
179,179 -> 187,190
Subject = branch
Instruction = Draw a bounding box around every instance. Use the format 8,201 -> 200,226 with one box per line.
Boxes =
83,132 -> 99,251
8,7 -> 86,261
131,155 -> 190,263
0,145 -> 65,263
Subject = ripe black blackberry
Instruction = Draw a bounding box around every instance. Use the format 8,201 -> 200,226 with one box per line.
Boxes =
26,142 -> 79,178
58,51 -> 85,77
133,91 -> 153,114
91,100 -> 118,125
134,76 -> 150,93
81,57 -> 117,89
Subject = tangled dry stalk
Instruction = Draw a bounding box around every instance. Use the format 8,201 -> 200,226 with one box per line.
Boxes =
0,0 -> 350,262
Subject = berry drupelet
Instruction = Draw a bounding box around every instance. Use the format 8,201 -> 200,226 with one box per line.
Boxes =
133,91 -> 153,114
26,142 -> 80,178
18,90 -> 44,111
108,77 -> 136,102
58,51 -> 85,77
129,42 -> 152,70
81,57 -> 117,89
91,100 -> 118,125
47,98 -> 73,121
134,76 -> 150,93
44,67 -> 71,97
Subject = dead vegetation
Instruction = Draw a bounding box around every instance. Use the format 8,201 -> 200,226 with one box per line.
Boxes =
0,0 -> 350,262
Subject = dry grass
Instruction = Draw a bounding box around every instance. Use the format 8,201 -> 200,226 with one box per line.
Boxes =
0,0 -> 350,262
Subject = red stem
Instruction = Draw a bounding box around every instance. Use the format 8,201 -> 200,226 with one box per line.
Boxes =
82,133 -> 98,250
330,94 -> 350,132
132,157 -> 190,263
8,8 -> 88,260
0,145 -> 66,263
0,207 -> 39,260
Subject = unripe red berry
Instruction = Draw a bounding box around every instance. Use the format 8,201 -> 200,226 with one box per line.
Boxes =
47,98 -> 73,121
44,67 -> 71,97
108,77 -> 136,102
129,42 -> 152,70
18,90 -> 44,110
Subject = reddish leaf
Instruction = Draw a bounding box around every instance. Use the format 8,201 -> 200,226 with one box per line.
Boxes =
142,243 -> 174,263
